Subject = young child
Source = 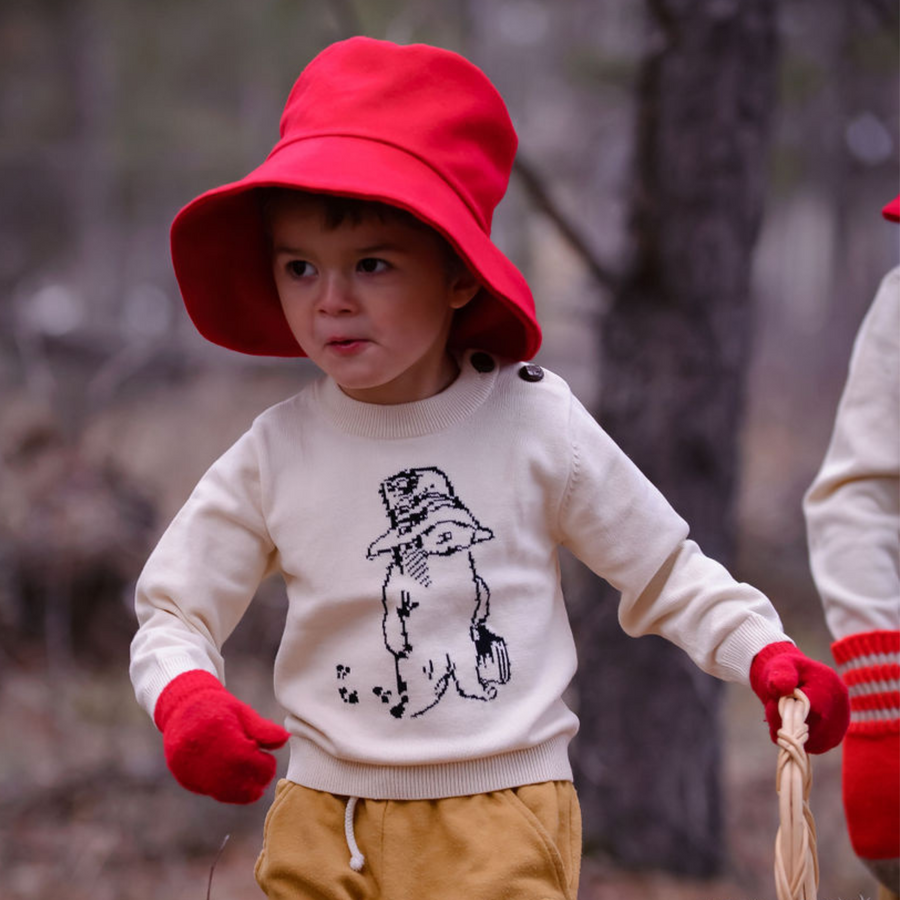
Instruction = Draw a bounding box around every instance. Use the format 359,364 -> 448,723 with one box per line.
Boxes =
804,196 -> 900,896
130,37 -> 849,899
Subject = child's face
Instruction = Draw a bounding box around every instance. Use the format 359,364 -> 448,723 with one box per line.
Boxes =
270,196 -> 478,405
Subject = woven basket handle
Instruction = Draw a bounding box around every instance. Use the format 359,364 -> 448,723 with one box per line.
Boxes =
774,689 -> 819,900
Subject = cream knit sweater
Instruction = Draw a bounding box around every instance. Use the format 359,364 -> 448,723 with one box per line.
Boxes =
130,350 -> 790,799
804,268 -> 900,640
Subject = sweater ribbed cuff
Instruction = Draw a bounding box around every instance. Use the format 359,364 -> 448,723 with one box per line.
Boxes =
832,630 -> 900,735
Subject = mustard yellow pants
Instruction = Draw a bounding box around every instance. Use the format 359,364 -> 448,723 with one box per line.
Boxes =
255,779 -> 582,900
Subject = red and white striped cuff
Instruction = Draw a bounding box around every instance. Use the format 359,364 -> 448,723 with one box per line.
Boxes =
832,630 -> 900,734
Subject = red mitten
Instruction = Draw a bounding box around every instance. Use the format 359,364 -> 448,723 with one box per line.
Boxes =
832,630 -> 900,865
750,641 -> 850,754
154,670 -> 289,804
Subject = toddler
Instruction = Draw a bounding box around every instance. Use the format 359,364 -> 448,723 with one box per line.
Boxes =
130,37 -> 849,900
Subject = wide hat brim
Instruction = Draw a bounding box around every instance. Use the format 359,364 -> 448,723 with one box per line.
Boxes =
171,135 -> 541,361
882,195 -> 900,223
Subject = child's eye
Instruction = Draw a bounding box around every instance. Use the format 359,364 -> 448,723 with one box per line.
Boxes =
286,260 -> 315,278
358,258 -> 388,274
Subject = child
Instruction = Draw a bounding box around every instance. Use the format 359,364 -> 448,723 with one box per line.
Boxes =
803,196 -> 900,896
130,37 -> 849,899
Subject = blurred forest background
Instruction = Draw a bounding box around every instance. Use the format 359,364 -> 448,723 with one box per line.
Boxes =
0,0 -> 897,898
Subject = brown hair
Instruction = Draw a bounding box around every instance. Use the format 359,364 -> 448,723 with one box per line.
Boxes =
258,187 -> 470,282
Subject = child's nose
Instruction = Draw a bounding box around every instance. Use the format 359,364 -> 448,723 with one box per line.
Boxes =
316,274 -> 356,315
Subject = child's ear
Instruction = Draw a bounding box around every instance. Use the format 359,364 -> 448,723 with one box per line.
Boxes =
449,269 -> 481,310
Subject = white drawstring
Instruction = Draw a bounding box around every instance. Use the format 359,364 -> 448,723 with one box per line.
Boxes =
344,797 -> 365,872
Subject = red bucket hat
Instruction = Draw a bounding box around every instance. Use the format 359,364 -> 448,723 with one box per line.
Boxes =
170,37 -> 541,360
882,195 -> 900,223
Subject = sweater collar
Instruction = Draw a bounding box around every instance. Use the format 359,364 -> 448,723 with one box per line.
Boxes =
315,350 -> 499,439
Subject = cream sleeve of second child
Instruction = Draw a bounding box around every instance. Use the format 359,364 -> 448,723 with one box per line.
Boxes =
804,267 -> 900,640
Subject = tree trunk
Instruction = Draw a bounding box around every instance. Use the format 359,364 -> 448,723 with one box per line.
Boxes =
569,0 -> 778,876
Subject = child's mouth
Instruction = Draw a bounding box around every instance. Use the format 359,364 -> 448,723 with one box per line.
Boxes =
327,338 -> 369,355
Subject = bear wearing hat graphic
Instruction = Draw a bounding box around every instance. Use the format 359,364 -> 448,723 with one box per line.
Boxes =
367,467 -> 510,719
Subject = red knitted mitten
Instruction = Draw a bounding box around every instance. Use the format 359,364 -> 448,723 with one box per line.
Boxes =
154,670 -> 289,804
832,630 -> 900,863
750,641 -> 850,754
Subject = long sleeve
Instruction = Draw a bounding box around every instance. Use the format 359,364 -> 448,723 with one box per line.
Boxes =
129,429 -> 278,717
558,393 -> 790,684
804,268 -> 900,640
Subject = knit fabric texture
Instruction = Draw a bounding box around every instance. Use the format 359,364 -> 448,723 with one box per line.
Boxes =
804,269 -> 900,641
749,641 -> 850,754
832,629 -> 899,862
154,669 -> 289,804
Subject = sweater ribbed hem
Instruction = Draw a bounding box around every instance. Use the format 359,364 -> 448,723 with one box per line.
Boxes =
285,734 -> 573,800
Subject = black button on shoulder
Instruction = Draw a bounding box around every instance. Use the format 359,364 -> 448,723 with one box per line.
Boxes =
518,364 -> 544,383
470,352 -> 495,373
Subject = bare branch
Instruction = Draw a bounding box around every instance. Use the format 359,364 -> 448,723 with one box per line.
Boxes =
206,834 -> 230,900
513,156 -> 621,293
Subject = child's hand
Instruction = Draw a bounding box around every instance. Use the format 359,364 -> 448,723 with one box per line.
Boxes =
750,641 -> 850,753
153,670 -> 289,803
